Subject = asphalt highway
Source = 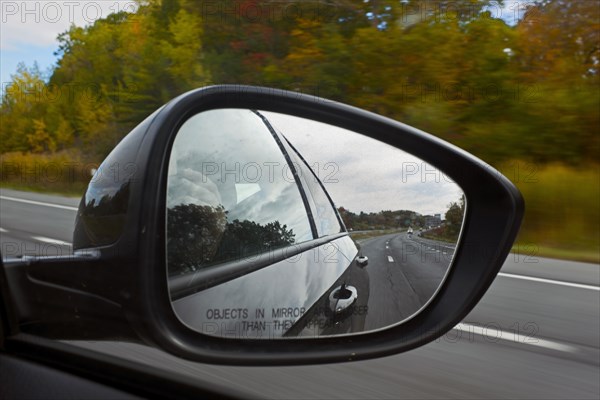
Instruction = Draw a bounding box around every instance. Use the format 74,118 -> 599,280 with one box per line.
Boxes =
1,188 -> 599,399
0,188 -> 78,258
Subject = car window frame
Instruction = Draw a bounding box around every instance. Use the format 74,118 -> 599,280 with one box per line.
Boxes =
279,134 -> 346,237
166,109 -> 350,300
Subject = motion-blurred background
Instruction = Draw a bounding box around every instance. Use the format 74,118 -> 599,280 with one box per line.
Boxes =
1,0 -> 598,260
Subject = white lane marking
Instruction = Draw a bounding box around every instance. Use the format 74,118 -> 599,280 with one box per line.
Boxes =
498,272 -> 600,292
386,246 -> 389,249
0,195 -> 78,211
454,323 -> 577,353
387,256 -> 394,263
32,236 -> 72,246
0,227 -> 7,233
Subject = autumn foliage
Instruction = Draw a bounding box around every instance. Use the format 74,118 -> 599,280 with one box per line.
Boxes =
0,0 -> 598,260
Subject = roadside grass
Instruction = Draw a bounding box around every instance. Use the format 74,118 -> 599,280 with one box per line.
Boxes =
0,151 -> 94,197
420,233 -> 457,244
0,182 -> 86,198
420,226 -> 460,244
511,243 -> 599,264
349,228 -> 404,241
502,162 -> 600,265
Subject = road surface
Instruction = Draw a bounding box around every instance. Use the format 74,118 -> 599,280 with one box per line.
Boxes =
357,232 -> 456,329
1,188 -> 599,399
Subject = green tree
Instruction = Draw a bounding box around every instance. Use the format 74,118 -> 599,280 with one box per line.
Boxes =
0,64 -> 49,152
167,204 -> 227,276
445,196 -> 466,239
27,119 -> 56,153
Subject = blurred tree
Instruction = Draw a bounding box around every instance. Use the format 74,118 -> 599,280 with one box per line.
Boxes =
1,64 -> 56,153
0,0 -> 597,165
160,7 -> 209,91
508,0 -> 600,163
515,0 -> 600,81
27,120 -> 56,153
40,1 -> 211,158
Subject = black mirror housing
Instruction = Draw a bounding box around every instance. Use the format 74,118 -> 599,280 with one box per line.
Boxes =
118,86 -> 523,364
6,86 -> 524,365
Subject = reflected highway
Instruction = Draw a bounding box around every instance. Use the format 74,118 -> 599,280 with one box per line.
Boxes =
356,232 -> 456,329
1,188 -> 599,399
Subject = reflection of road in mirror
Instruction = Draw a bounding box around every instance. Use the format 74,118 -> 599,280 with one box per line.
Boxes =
360,230 -> 456,330
286,227 -> 457,337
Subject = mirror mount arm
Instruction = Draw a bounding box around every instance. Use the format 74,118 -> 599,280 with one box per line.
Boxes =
1,256 -> 139,341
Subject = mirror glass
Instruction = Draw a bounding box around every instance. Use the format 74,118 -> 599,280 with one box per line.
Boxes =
166,109 -> 465,339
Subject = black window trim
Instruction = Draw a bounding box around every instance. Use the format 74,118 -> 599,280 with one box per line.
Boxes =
282,135 -> 347,232
251,110 -> 319,240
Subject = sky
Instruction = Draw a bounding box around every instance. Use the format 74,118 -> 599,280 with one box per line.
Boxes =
262,111 -> 464,216
1,1 -> 523,89
1,1 -> 137,87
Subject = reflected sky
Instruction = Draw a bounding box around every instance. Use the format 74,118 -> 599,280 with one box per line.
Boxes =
262,111 -> 464,216
168,109 -> 313,243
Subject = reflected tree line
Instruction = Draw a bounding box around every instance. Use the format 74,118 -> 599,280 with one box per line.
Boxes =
167,193 -> 466,276
167,203 -> 296,276
338,207 -> 435,231
169,195 -> 465,276
338,194 -> 466,242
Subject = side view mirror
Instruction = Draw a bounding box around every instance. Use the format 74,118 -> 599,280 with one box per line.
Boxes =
2,86 -> 523,365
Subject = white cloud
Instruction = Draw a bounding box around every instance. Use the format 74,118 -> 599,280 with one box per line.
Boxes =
262,112 -> 464,216
0,1 -> 137,50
